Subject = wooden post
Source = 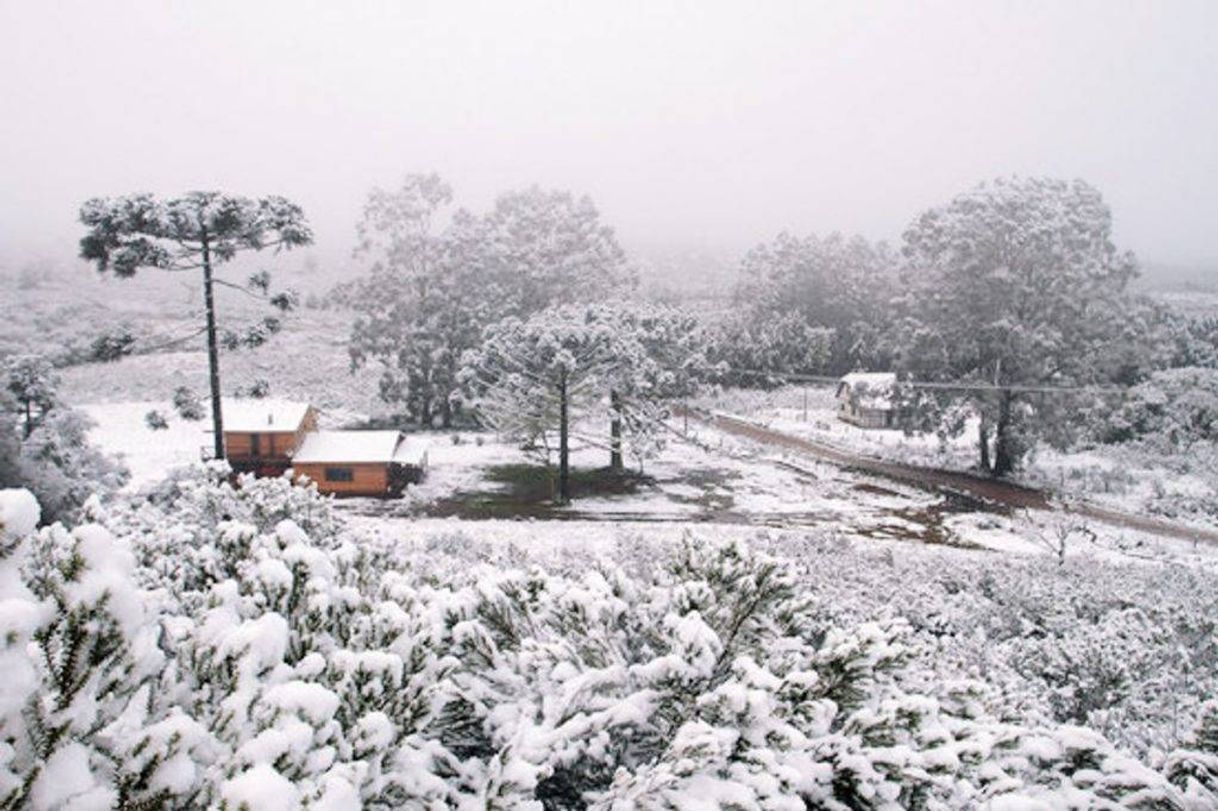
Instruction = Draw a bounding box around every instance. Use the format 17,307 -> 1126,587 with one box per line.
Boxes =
802,387 -> 808,422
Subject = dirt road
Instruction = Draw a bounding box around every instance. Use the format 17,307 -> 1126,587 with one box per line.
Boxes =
700,411 -> 1218,546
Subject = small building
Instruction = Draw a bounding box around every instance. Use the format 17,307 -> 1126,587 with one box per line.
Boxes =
222,399 -> 319,477
836,372 -> 902,429
292,430 -> 427,498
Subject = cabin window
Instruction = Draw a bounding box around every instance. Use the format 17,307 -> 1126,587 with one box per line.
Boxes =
324,467 -> 354,482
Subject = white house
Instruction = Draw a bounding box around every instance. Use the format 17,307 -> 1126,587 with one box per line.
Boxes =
836,372 -> 901,429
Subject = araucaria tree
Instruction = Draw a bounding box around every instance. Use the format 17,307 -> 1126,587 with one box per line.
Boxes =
461,303 -> 712,497
460,306 -> 619,503
78,192 -> 312,459
899,177 -> 1138,476
601,305 -> 714,471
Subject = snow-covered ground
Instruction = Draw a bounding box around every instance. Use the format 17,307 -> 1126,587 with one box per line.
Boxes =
81,398 -> 1218,572
695,384 -> 1218,532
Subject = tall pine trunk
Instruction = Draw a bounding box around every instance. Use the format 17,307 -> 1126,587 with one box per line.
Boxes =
201,234 -> 225,461
558,370 -> 570,504
609,389 -> 623,471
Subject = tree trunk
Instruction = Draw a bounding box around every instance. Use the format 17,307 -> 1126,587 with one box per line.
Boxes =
558,370 -> 570,504
992,390 -> 1016,477
201,234 -> 225,461
609,389 -> 623,471
978,418 -> 991,474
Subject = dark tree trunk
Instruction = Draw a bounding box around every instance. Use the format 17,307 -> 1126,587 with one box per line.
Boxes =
23,401 -> 32,439
609,389 -> 623,471
558,370 -> 570,504
992,390 -> 1016,477
201,234 -> 225,461
978,418 -> 991,474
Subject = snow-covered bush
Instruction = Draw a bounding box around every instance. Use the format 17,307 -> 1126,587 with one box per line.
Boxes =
2,480 -> 1216,808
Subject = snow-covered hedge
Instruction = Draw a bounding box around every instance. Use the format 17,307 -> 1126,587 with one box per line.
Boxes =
2,473 -> 1217,808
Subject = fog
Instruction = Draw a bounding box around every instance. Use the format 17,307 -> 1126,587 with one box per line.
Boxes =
2,0 -> 1216,271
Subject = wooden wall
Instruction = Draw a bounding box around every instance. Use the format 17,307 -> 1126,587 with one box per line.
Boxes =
225,430 -> 299,461
225,407 -> 318,462
294,462 -> 389,496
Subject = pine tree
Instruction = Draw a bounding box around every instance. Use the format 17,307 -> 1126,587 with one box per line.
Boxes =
79,192 -> 312,460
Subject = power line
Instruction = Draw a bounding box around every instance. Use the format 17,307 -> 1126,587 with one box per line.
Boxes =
719,366 -> 1131,396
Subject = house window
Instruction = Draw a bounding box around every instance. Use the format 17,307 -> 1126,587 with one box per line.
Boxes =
324,467 -> 354,482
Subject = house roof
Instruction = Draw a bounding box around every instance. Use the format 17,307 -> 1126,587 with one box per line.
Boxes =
223,399 -> 312,433
292,430 -> 405,464
838,372 -> 898,410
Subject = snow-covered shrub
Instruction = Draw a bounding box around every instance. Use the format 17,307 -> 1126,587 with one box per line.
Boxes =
3,478 -> 1216,808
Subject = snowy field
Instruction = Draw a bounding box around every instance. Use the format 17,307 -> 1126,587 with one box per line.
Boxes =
82,398 -> 1218,573
695,385 -> 1218,531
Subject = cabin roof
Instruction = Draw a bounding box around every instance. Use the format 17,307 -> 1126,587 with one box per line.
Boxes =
838,372 -> 898,410
293,430 -> 405,464
224,399 -> 312,433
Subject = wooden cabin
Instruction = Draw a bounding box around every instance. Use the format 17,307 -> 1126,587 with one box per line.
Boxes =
292,430 -> 427,497
836,372 -> 902,429
222,400 -> 318,477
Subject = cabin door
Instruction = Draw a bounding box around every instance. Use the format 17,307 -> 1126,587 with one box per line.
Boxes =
250,433 -> 261,457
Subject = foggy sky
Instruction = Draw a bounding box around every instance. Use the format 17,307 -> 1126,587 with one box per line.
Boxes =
2,0 -> 1217,270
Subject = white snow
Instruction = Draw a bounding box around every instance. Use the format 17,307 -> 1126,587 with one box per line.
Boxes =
29,743 -> 116,811
222,398 -> 312,433
221,763 -> 301,811
0,489 -> 40,538
293,430 -> 403,464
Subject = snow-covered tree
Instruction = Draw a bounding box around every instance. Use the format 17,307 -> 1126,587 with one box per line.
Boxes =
4,355 -> 58,439
599,304 -> 715,471
460,306 -> 620,502
78,192 -> 312,459
898,177 -> 1140,476
712,311 -> 833,387
1099,366 -> 1218,450
0,360 -> 125,524
348,175 -> 495,427
482,186 -> 636,315
348,177 -> 634,428
731,231 -> 898,376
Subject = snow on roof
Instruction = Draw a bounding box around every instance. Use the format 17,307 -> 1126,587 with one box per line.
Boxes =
838,372 -> 898,410
292,430 -> 404,464
224,399 -> 311,433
